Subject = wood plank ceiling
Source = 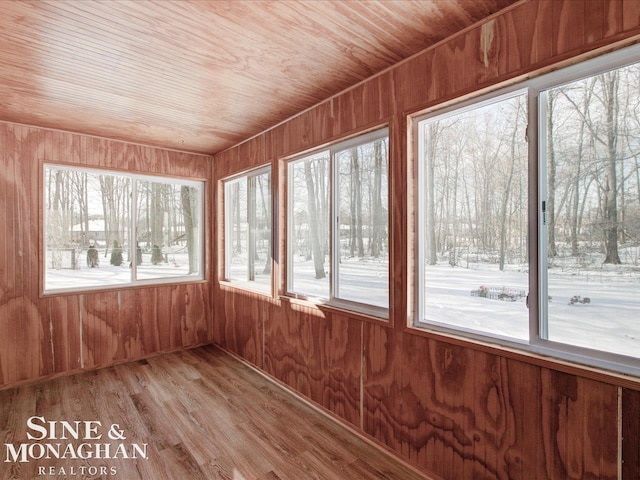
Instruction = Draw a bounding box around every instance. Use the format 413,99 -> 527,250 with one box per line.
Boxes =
0,0 -> 517,155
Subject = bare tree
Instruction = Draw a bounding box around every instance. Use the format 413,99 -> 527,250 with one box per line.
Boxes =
181,186 -> 198,274
601,71 -> 622,264
257,173 -> 271,275
371,139 -> 385,258
304,159 -> 326,279
425,123 -> 439,265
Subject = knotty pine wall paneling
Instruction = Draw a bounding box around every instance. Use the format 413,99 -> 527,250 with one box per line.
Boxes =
0,121 -> 213,389
213,1 -> 640,479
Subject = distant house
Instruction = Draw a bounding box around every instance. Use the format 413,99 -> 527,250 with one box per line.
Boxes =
72,218 -> 106,244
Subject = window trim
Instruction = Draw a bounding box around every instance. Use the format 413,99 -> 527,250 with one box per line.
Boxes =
285,127 -> 390,318
411,44 -> 640,378
43,163 -> 205,295
222,164 -> 273,296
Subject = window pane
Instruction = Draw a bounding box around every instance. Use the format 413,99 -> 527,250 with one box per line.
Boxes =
335,137 -> 389,308
420,94 -> 529,340
289,152 -> 330,298
135,180 -> 201,280
224,170 -> 271,292
252,172 -> 272,289
226,178 -> 248,282
45,167 -> 132,291
544,63 -> 640,357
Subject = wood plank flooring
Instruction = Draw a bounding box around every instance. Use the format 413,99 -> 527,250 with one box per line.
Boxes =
0,345 -> 428,480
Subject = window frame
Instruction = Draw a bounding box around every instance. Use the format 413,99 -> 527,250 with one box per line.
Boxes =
286,127 -> 390,318
43,163 -> 205,295
412,44 -> 640,377
222,164 -> 273,296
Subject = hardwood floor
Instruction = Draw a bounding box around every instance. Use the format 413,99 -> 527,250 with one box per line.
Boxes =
0,346 -> 428,480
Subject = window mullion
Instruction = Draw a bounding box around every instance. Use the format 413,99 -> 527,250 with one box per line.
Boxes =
131,177 -> 138,284
224,182 -> 230,281
286,162 -> 294,294
248,175 -> 256,282
416,120 -> 426,324
536,88 -> 549,342
330,149 -> 338,302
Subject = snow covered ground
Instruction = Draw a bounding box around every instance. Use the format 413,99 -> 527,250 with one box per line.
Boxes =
290,256 -> 388,308
45,249 -> 199,291
227,262 -> 271,292
424,264 -> 530,340
424,262 -> 640,358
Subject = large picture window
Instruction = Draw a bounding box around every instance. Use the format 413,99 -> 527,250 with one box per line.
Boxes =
415,45 -> 640,375
223,166 -> 272,293
287,128 -> 389,315
44,165 -> 204,294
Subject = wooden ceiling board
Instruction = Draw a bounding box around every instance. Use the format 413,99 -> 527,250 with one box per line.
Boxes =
0,0 -> 518,154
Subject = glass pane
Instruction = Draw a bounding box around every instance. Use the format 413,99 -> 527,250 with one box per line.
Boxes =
544,63 -> 640,358
45,167 -> 132,291
225,170 -> 271,292
421,94 -> 529,340
289,152 -> 330,298
226,178 -> 248,282
251,172 -> 272,290
335,137 -> 389,308
135,180 -> 201,280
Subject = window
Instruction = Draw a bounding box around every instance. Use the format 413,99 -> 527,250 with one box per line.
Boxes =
415,45 -> 640,375
539,54 -> 640,360
223,166 -> 272,293
417,91 -> 529,341
287,128 -> 389,315
44,165 -> 204,294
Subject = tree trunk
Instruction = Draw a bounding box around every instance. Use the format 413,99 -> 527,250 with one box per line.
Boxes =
602,71 -> 622,264
258,174 -> 271,275
181,185 -> 197,274
350,148 -> 364,258
304,160 -> 326,279
426,124 -> 438,265
233,182 -> 242,254
151,182 -> 164,264
499,119 -> 519,271
373,140 -> 383,258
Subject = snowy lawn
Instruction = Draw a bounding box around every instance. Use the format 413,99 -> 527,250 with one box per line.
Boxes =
45,249 -> 199,291
424,264 -> 529,340
290,256 -> 388,308
424,262 -> 640,358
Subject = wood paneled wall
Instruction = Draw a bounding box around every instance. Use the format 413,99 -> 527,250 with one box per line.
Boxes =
213,1 -> 640,479
0,122 -> 213,389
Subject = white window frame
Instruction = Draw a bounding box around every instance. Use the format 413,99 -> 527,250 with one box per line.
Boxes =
286,127 -> 390,318
415,87 -> 530,344
413,44 -> 640,377
223,165 -> 272,295
43,163 -> 205,295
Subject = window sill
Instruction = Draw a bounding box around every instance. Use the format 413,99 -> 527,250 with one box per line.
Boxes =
279,295 -> 390,325
42,277 -> 207,298
218,280 -> 273,298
